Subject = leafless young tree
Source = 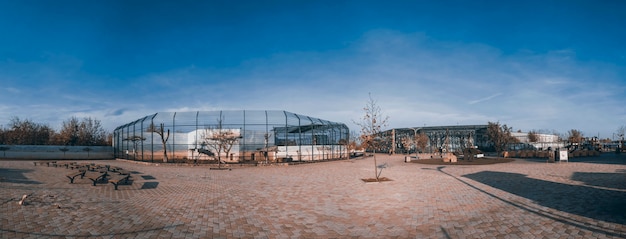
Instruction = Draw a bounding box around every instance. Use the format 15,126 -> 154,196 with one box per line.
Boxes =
400,136 -> 413,155
616,126 -> 625,142
353,93 -> 389,181
123,135 -> 146,160
201,117 -> 241,168
617,126 -> 626,138
147,123 -> 170,162
401,132 -> 428,157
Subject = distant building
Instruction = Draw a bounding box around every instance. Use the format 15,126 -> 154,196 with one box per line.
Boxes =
381,126 -> 565,154
510,132 -> 564,150
381,125 -> 490,154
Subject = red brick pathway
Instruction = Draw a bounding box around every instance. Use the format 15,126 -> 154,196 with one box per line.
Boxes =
1,154 -> 625,238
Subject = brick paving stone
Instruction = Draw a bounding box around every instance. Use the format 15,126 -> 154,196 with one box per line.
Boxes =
1,154 -> 626,238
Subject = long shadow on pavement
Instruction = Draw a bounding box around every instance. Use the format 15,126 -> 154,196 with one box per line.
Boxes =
571,171 -> 626,190
519,153 -> 626,165
0,168 -> 41,184
463,171 -> 626,225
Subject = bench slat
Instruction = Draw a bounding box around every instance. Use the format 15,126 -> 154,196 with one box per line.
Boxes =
66,171 -> 86,184
108,175 -> 131,190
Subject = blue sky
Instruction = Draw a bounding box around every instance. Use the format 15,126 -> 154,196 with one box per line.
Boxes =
1,0 -> 625,139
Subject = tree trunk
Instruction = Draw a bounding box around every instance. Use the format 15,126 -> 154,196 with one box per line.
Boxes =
373,149 -> 379,181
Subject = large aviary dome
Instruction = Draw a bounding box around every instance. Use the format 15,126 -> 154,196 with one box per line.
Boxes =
113,110 -> 349,163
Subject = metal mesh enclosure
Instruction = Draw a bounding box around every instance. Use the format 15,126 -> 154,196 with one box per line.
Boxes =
113,110 -> 349,163
382,125 -> 490,154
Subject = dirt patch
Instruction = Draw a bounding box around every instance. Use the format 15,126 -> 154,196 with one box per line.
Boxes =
411,157 -> 514,165
361,177 -> 393,183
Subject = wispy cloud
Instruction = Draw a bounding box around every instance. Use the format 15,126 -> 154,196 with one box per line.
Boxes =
468,93 -> 503,105
0,30 -> 624,137
2,87 -> 20,94
105,108 -> 127,117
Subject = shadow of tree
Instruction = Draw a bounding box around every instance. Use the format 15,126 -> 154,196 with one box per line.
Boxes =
463,171 -> 626,225
568,156 -> 626,165
0,168 -> 41,184
571,171 -> 626,190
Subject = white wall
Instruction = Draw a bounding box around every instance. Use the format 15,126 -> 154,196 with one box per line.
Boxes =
275,145 -> 348,161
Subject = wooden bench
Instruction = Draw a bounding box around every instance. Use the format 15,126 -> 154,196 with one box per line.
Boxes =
116,169 -> 131,175
66,170 -> 86,183
108,174 -> 131,190
108,166 -> 125,173
58,162 -> 77,169
69,164 -> 87,170
85,172 -> 108,186
80,163 -> 96,171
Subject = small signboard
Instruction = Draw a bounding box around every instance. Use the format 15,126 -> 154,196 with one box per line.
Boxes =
559,150 -> 568,162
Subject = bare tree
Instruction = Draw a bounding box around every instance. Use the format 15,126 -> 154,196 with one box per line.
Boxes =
263,132 -> 272,163
528,131 -> 539,143
1,116 -> 109,146
567,129 -> 584,149
59,117 -> 80,145
415,132 -> 429,155
487,121 -> 519,153
4,117 -> 55,145
400,136 -> 413,155
353,93 -> 389,182
401,131 -> 428,157
78,117 -> 108,146
147,123 -> 170,163
617,126 -> 626,139
58,117 -> 108,146
201,117 -> 241,168
123,135 -> 146,160
616,126 -> 625,153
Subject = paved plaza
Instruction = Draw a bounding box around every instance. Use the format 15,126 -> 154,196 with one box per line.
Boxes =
1,154 -> 625,238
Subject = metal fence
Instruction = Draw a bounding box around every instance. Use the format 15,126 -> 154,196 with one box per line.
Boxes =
0,145 -> 113,160
113,110 -> 350,163
383,125 -> 491,154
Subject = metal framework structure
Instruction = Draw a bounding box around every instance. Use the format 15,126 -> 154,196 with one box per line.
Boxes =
113,110 -> 349,163
382,125 -> 490,154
